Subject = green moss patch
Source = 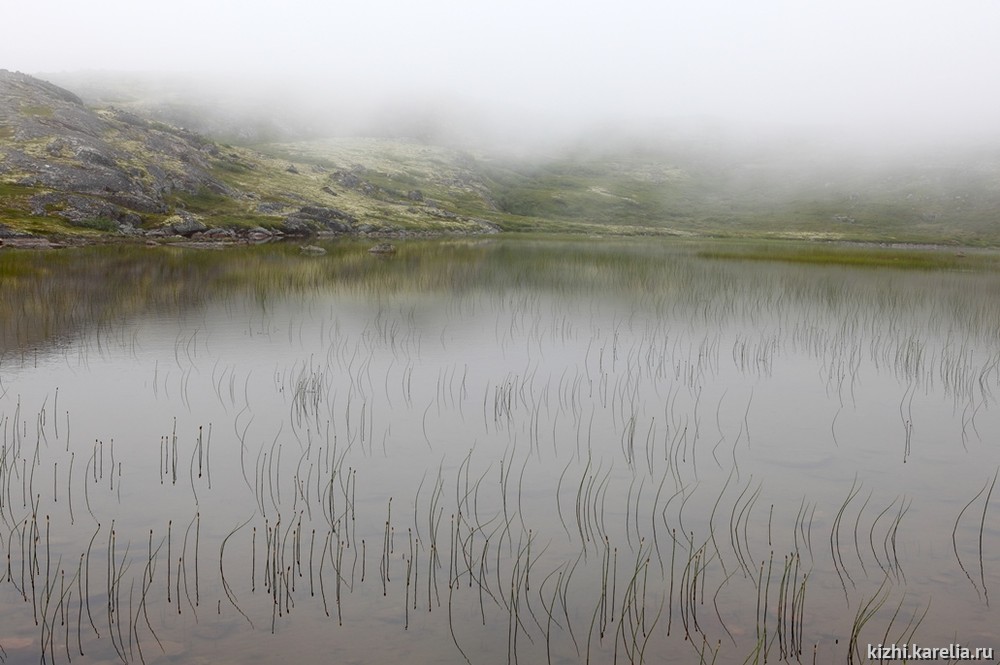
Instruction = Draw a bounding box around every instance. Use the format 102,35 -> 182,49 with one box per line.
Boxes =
19,104 -> 54,117
697,241 -> 1000,271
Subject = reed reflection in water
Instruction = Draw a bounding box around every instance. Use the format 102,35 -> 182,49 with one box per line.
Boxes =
0,238 -> 998,664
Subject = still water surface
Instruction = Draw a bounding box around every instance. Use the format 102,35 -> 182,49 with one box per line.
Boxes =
1,238 -> 999,664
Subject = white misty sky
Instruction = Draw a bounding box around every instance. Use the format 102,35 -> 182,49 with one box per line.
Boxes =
5,0 -> 1000,140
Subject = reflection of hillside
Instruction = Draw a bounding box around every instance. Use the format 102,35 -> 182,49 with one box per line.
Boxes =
0,246 -> 218,356
3,240 -> 1000,399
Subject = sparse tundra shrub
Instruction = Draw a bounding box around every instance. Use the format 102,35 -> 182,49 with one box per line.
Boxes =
70,216 -> 119,232
19,103 -> 53,117
495,189 -> 547,216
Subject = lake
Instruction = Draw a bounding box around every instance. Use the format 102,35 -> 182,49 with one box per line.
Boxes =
1,237 -> 999,664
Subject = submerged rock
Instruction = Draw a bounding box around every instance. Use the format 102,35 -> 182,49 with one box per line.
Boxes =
368,242 -> 396,255
300,244 -> 327,255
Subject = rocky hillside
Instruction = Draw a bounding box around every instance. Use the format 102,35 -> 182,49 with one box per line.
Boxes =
0,70 -> 500,242
4,70 -> 1000,247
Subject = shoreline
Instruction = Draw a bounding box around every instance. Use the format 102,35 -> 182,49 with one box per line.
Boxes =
1,228 -> 995,262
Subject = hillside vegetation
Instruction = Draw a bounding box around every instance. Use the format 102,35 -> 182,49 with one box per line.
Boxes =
2,70 -> 999,245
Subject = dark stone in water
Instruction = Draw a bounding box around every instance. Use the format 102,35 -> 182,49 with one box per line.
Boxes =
368,242 -> 396,255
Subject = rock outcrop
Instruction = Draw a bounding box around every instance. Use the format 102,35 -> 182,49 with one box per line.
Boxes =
282,206 -> 356,235
0,70 -> 249,235
1,70 -> 511,242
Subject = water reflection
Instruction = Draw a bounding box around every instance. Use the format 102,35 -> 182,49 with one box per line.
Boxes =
1,238 -> 999,663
